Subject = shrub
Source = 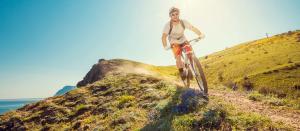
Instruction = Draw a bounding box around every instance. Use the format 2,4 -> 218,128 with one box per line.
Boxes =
175,89 -> 208,113
155,81 -> 167,89
293,84 -> 300,90
218,72 -> 224,82
248,92 -> 263,101
242,77 -> 254,91
75,104 -> 87,111
258,87 -> 287,99
266,97 -> 287,106
70,104 -> 90,119
224,81 -> 238,91
200,105 -> 227,129
117,95 -> 135,108
234,113 -> 271,129
172,115 -> 196,130
288,58 -> 293,63
204,64 -> 209,68
259,87 -> 269,95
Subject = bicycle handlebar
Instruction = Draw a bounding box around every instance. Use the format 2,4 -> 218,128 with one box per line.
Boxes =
165,34 -> 205,51
188,37 -> 201,43
188,34 -> 205,44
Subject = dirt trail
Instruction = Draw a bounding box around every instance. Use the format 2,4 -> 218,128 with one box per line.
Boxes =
167,78 -> 300,130
209,88 -> 300,130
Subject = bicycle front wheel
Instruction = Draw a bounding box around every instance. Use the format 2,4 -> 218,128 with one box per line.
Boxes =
191,56 -> 208,94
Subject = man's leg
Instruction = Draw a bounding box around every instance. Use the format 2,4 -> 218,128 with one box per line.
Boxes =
183,42 -> 194,64
172,44 -> 185,80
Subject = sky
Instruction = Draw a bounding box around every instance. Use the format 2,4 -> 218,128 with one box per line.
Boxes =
0,0 -> 300,99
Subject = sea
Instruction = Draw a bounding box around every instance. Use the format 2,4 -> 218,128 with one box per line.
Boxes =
0,98 -> 42,115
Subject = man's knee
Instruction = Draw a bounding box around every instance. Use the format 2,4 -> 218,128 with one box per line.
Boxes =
175,55 -> 181,61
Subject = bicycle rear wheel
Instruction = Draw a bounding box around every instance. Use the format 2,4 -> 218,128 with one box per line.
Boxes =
191,56 -> 208,94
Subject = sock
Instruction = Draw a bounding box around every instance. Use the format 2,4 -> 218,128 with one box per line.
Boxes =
178,68 -> 183,72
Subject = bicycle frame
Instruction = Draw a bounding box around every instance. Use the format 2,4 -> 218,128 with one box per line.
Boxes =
180,40 -> 205,92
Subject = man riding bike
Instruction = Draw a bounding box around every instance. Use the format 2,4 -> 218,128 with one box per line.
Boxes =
161,7 -> 205,81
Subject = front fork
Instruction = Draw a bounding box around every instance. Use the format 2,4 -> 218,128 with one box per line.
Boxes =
182,49 -> 194,77
182,50 -> 205,92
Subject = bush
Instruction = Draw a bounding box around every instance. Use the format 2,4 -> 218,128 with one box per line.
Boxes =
242,77 -> 254,91
248,92 -> 263,101
75,104 -> 87,111
200,105 -> 227,129
293,84 -> 300,90
266,97 -> 287,106
117,95 -> 135,108
174,89 -> 208,114
288,58 -> 293,63
172,115 -> 196,130
233,113 -> 271,129
224,81 -> 238,91
258,87 -> 270,95
218,72 -> 223,82
258,87 -> 287,98
204,64 -> 209,68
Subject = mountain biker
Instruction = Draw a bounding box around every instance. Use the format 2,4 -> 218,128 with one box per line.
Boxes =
161,7 -> 205,80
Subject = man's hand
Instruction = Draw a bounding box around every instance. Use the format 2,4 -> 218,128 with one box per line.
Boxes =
164,45 -> 171,50
198,34 -> 205,39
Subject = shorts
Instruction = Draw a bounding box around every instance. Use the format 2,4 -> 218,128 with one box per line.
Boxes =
171,41 -> 193,57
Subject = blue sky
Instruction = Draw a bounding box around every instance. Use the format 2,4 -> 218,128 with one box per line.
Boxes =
0,0 -> 300,99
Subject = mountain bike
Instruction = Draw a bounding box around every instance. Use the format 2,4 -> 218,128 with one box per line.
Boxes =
167,37 -> 208,95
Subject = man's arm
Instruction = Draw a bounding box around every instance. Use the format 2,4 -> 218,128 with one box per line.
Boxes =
183,20 -> 204,38
190,26 -> 204,37
161,33 -> 168,48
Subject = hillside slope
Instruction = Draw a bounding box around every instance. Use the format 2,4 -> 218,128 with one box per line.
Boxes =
201,30 -> 300,99
0,59 -> 294,130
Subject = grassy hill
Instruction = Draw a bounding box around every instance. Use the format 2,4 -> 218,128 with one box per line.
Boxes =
0,59 -> 183,130
200,30 -> 300,105
1,30 -> 299,130
0,59 -> 294,130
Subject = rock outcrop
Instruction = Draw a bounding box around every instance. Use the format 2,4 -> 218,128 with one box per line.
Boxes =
76,59 -> 116,87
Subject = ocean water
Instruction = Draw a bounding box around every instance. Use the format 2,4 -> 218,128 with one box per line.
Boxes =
0,98 -> 42,115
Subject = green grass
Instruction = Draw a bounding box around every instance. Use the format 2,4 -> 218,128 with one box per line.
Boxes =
172,114 -> 196,130
1,71 -> 293,130
117,95 -> 135,107
75,104 -> 87,111
201,30 -> 300,99
247,91 -> 300,110
248,91 -> 264,101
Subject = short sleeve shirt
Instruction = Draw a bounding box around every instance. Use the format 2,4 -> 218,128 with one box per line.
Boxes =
162,19 -> 193,44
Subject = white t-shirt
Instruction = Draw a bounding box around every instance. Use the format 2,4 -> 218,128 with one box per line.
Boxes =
162,19 -> 193,44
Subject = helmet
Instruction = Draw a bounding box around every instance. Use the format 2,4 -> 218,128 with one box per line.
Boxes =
169,7 -> 180,16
